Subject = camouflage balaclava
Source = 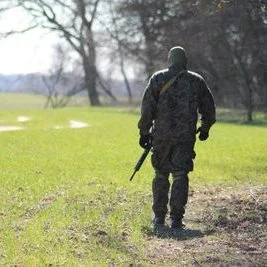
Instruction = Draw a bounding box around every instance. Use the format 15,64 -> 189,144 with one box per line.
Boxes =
167,46 -> 187,67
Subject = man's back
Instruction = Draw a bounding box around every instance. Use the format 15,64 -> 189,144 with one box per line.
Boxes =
154,69 -> 213,142
139,67 -> 215,144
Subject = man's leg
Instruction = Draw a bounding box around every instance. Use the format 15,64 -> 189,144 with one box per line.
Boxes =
152,170 -> 170,225
170,170 -> 189,228
169,143 -> 194,228
151,139 -> 172,226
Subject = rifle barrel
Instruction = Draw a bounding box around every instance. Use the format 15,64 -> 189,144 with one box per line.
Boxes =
129,170 -> 137,181
129,147 -> 151,181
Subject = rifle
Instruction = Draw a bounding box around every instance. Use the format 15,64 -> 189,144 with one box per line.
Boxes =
129,146 -> 151,181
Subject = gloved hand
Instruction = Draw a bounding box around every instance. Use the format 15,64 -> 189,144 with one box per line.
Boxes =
139,134 -> 152,149
196,127 -> 209,141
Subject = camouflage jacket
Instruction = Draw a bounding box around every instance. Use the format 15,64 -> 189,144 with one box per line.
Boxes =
138,66 -> 216,143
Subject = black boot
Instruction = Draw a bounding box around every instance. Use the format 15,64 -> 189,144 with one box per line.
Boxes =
153,216 -> 165,226
171,217 -> 185,229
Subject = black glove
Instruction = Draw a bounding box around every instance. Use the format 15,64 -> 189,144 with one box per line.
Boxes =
139,134 -> 152,149
196,127 -> 209,141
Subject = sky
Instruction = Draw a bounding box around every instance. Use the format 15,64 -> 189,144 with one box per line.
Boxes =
0,6 -> 59,75
0,4 -> 135,79
0,30 -> 57,75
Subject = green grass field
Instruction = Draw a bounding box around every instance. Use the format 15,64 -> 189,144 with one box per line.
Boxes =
0,94 -> 266,266
0,93 -> 90,110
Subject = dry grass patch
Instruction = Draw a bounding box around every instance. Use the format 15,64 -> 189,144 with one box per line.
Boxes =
144,186 -> 267,266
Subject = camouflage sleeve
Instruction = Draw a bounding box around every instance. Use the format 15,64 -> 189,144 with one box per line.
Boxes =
138,75 -> 158,135
198,79 -> 216,132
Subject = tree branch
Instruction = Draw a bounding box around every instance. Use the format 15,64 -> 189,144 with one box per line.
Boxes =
0,24 -> 38,39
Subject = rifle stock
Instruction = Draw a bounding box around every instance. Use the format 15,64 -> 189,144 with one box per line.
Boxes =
129,147 -> 151,181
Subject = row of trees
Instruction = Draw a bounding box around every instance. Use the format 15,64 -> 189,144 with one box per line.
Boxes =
114,0 -> 267,121
1,0 -> 267,121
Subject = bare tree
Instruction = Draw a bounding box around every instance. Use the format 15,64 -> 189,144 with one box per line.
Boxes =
42,44 -> 83,108
107,3 -> 133,104
115,0 -> 267,120
207,0 -> 267,121
1,0 -> 102,106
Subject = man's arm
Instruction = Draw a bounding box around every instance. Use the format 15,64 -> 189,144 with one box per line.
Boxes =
138,75 -> 158,135
198,79 -> 216,135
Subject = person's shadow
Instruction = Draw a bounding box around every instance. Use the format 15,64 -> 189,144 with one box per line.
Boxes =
142,224 -> 205,240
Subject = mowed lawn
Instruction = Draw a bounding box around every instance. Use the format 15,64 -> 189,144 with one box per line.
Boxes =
0,107 -> 266,266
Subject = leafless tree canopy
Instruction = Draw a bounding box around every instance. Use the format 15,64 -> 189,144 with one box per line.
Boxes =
113,0 -> 267,121
1,0 -> 267,120
41,44 -> 84,109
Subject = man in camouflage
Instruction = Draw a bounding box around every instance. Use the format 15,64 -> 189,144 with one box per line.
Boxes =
138,46 -> 216,229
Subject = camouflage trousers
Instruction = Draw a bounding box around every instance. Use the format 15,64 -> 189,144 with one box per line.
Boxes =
151,139 -> 195,173
152,170 -> 189,219
151,139 -> 194,219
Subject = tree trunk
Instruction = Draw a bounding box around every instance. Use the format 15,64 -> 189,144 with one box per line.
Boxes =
246,85 -> 253,122
118,48 -> 132,104
121,65 -> 132,104
247,108 -> 253,122
260,75 -> 267,113
84,66 -> 100,106
83,28 -> 101,106
139,6 -> 156,76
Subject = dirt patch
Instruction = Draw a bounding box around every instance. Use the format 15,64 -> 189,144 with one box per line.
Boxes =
69,120 -> 89,128
17,116 -> 31,122
145,186 -> 267,266
0,119 -> 89,132
53,120 -> 89,129
0,126 -> 23,132
0,116 -> 31,132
